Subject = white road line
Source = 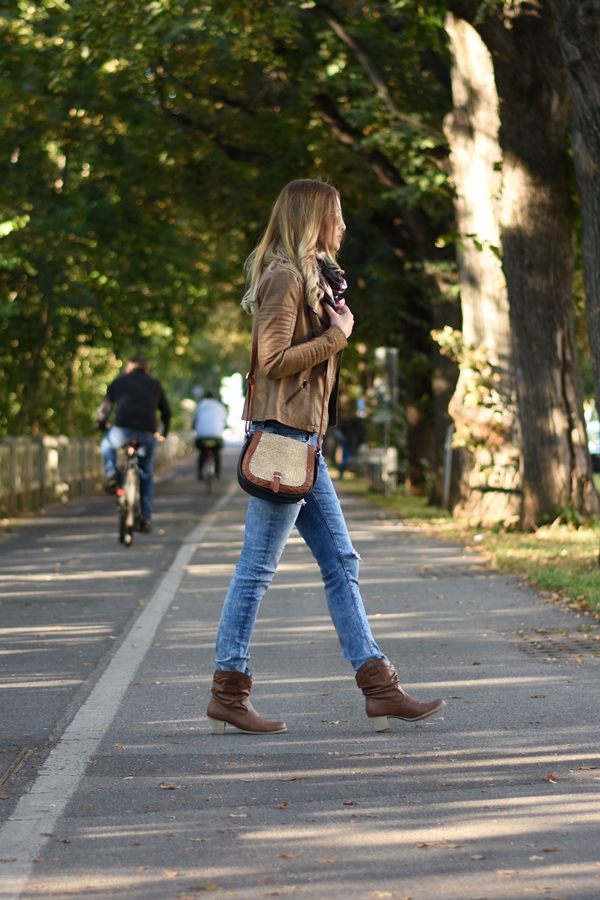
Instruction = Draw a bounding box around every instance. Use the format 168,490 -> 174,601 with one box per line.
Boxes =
0,570 -> 151,582
0,482 -> 238,900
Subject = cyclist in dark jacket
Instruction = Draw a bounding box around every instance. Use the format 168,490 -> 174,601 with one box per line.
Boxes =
97,355 -> 171,532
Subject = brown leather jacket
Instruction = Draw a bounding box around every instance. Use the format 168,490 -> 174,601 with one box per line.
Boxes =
242,261 -> 348,433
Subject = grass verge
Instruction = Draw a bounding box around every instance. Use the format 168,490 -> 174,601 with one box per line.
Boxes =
338,474 -> 600,619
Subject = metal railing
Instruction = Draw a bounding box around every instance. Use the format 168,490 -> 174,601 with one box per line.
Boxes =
0,431 -> 194,517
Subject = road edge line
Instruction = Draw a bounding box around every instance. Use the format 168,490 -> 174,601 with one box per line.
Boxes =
0,481 -> 238,900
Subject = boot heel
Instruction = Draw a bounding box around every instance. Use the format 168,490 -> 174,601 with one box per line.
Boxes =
370,716 -> 390,732
208,716 -> 226,734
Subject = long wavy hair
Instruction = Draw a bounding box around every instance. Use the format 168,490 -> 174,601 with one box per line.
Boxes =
241,179 -> 342,314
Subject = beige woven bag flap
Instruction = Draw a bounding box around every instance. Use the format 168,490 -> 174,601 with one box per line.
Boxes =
242,431 -> 315,494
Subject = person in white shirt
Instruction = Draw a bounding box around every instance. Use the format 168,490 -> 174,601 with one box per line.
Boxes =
193,391 -> 228,479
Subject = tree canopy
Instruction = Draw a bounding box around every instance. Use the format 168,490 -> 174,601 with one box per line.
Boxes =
1,0 -> 454,445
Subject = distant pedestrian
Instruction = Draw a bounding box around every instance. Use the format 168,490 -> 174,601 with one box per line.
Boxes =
206,179 -> 445,735
193,392 -> 228,480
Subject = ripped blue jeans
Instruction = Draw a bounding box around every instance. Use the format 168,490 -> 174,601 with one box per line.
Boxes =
215,422 -> 384,673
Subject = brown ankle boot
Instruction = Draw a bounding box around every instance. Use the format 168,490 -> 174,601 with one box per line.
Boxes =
356,658 -> 445,732
206,670 -> 287,734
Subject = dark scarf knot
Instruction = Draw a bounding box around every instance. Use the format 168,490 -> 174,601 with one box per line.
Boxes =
317,254 -> 347,309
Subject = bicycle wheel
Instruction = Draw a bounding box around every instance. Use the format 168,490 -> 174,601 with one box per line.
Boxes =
119,505 -> 127,544
123,466 -> 140,546
204,454 -> 216,494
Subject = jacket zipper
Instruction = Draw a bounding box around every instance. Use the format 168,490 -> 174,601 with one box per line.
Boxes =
283,379 -> 308,406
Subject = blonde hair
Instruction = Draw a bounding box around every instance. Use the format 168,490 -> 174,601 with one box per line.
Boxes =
241,179 -> 341,314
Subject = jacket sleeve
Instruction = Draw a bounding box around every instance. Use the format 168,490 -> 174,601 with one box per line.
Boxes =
257,268 -> 348,380
96,393 -> 113,430
157,388 -> 171,437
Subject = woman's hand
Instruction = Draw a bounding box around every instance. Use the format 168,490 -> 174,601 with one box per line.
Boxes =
325,299 -> 354,338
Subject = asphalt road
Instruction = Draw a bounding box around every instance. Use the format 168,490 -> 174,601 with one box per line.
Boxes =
1,448 -> 600,900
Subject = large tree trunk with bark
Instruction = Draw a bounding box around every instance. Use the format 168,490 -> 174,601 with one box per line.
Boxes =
443,15 -> 522,524
447,0 -> 598,527
548,0 -> 600,423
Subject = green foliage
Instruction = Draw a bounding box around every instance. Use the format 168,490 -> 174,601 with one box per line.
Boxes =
1,0 -> 455,444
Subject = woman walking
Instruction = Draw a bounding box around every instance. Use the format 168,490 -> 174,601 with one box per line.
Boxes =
207,179 -> 445,734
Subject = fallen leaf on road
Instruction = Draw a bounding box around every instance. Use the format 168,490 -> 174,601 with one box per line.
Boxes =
190,838 -> 211,843
472,661 -> 481,665
470,854 -> 485,860
416,842 -> 461,850
0,859 -> 17,863
187,884 -> 218,892
316,858 -> 336,864
277,853 -> 297,858
158,782 -> 179,790
579,766 -> 598,770
542,773 -> 557,782
529,855 -> 545,860
330,721 -> 340,725
164,870 -> 179,878
343,800 -> 359,806
504,725 -> 515,730
277,801 -> 291,809
57,839 -> 71,844
229,814 -> 246,818
255,877 -> 275,884
497,870 -> 517,876
131,842 -> 142,847
541,847 -> 557,852
370,893 -> 393,898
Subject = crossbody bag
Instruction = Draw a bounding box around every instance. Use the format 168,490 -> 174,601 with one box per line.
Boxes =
237,314 -> 328,504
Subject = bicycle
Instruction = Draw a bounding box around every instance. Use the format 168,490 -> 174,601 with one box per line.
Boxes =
201,440 -> 217,494
116,441 -> 142,546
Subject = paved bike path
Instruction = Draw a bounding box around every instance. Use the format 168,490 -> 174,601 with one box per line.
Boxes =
1,454 -> 600,899
0,452 -> 227,814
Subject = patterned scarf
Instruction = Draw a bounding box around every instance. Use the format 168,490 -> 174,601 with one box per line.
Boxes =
317,254 -> 347,310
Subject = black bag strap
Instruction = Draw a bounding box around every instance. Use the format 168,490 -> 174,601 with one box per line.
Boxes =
246,308 -> 329,451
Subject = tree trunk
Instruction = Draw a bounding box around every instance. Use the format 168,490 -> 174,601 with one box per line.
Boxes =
447,0 -> 599,526
443,15 -> 522,524
548,0 -> 600,426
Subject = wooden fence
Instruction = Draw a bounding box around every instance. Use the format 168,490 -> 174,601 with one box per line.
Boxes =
0,431 -> 194,517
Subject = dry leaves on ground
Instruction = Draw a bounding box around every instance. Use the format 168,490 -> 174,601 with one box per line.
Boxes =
542,772 -> 558,782
158,782 -> 179,790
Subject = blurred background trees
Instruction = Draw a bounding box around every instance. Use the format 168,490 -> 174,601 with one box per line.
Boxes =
1,0 -> 599,526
